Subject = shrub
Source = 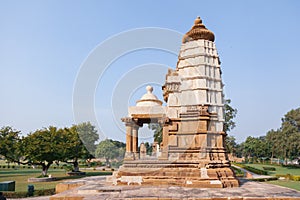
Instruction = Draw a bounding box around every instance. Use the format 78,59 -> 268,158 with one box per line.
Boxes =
234,163 -> 268,175
263,167 -> 276,171
3,191 -> 28,198
3,188 -> 55,198
293,176 -> 300,181
231,166 -> 244,177
251,177 -> 278,182
35,188 -> 55,196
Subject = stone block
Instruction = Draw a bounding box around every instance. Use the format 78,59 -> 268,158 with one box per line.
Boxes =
55,182 -> 85,194
0,181 -> 15,191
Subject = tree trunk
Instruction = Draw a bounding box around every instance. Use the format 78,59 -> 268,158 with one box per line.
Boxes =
73,158 -> 79,172
105,157 -> 110,167
271,151 -> 274,164
41,162 -> 52,177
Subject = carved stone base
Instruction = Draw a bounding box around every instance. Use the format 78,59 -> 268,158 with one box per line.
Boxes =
110,160 -> 239,188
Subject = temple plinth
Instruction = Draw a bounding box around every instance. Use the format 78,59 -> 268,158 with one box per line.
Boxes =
110,17 -> 239,188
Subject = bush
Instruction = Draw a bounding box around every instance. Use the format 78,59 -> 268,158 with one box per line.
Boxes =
234,163 -> 268,175
251,177 -> 278,182
3,191 -> 28,198
263,167 -> 276,171
3,188 -> 55,198
276,174 -> 300,181
231,166 -> 244,177
35,188 -> 55,196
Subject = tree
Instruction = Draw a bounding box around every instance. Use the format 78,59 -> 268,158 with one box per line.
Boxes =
61,122 -> 99,172
76,122 -> 99,154
144,142 -> 152,155
22,126 -> 67,176
224,99 -> 238,133
243,136 -> 269,162
280,108 -> 300,161
0,126 -> 22,163
60,126 -> 88,172
225,136 -> 237,156
148,123 -> 163,144
265,108 -> 300,164
95,139 -> 125,166
266,129 -> 281,163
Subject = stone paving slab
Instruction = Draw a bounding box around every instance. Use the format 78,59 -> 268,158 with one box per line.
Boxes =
48,176 -> 300,200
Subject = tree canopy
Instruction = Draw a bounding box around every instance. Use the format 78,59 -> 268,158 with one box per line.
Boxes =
95,139 -> 125,166
0,122 -> 99,176
0,126 -> 22,163
22,126 -> 66,176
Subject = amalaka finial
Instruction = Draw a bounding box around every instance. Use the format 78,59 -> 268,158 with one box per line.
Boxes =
146,85 -> 153,93
182,16 -> 215,43
194,16 -> 202,24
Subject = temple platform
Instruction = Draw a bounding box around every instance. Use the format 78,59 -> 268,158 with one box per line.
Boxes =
112,159 -> 238,188
50,176 -> 300,200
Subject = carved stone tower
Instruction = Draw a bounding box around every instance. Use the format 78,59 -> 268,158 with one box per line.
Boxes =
110,17 -> 239,188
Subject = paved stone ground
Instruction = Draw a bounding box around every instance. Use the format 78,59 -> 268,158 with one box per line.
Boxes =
47,176 -> 300,200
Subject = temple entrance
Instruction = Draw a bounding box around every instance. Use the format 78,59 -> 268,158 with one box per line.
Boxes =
121,115 -> 165,161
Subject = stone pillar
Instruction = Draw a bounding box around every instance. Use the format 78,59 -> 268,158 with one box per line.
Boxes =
158,117 -> 169,160
125,123 -> 133,153
132,124 -> 139,159
158,125 -> 169,160
122,117 -> 134,160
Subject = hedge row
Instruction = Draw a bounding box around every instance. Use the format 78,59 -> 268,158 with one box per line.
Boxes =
276,174 -> 300,181
230,166 -> 245,177
234,163 -> 268,175
3,188 -> 55,198
0,165 -> 66,169
263,167 -> 276,171
251,177 -> 278,182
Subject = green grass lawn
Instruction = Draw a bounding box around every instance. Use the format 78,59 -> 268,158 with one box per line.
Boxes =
243,163 -> 300,191
0,167 -> 112,192
267,180 -> 300,191
245,163 -> 300,176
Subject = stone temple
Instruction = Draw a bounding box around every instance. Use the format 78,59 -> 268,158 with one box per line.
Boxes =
110,17 -> 239,188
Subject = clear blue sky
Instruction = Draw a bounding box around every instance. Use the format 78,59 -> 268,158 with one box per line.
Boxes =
0,0 -> 299,143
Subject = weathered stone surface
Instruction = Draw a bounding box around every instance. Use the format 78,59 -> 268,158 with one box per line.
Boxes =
114,17 -> 239,188
50,176 -> 300,200
55,182 -> 85,193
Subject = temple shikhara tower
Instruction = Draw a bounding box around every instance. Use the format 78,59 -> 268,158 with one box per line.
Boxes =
110,17 -> 239,188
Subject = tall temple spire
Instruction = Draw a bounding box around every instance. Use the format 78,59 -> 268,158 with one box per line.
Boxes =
182,16 -> 215,43
114,17 -> 239,188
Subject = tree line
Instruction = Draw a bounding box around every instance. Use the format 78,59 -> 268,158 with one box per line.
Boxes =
226,108 -> 300,164
0,122 -> 126,176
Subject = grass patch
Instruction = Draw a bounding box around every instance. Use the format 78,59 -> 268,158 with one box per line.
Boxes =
245,164 -> 300,176
268,180 -> 300,191
0,168 -> 112,193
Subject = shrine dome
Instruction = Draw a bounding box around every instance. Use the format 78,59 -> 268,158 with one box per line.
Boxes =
136,86 -> 163,106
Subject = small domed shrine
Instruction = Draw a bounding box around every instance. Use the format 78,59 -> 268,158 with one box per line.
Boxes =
111,17 -> 239,188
